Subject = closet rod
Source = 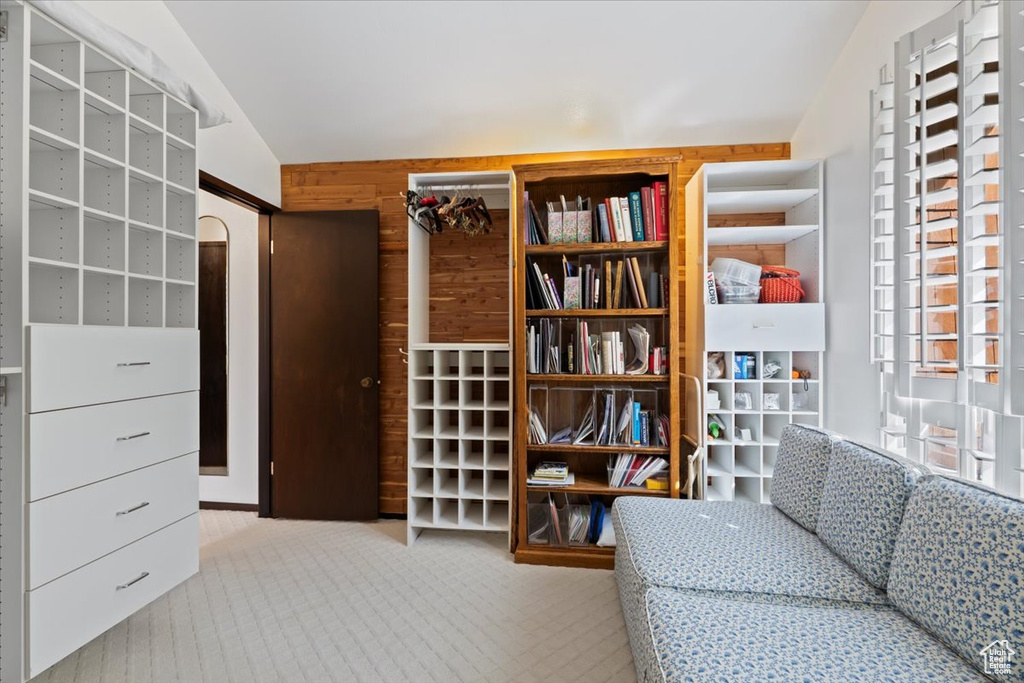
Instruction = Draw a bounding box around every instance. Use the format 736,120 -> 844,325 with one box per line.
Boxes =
415,183 -> 509,191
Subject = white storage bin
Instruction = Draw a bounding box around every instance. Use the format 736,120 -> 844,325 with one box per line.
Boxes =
711,257 -> 761,286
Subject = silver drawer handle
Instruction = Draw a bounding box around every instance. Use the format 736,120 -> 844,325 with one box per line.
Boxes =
116,571 -> 150,591
117,362 -> 151,367
117,431 -> 151,442
116,501 -> 150,516
752,323 -> 776,329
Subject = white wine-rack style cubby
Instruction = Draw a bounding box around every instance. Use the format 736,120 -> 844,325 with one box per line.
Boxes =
406,345 -> 512,543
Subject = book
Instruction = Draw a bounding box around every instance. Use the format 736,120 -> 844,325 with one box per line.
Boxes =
625,323 -> 650,375
613,261 -> 624,309
630,257 -> 648,308
653,181 -> 668,241
624,257 -> 640,307
604,261 -> 612,310
529,199 -> 548,244
632,402 -> 641,444
628,191 -> 644,241
608,197 -> 623,242
618,197 -> 633,242
596,202 -> 611,242
647,272 -> 660,308
640,187 -> 655,241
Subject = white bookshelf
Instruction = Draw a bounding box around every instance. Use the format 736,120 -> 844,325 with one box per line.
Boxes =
686,160 -> 825,504
3,7 -> 198,343
405,171 -> 513,545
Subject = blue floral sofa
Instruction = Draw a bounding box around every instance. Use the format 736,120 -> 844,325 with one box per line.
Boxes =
612,425 -> 1024,682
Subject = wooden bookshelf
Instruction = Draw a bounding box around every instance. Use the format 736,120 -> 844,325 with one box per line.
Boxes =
512,157 -> 682,569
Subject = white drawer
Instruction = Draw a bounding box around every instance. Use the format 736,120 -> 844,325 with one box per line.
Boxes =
705,303 -> 825,351
28,453 -> 197,590
27,513 -> 198,678
28,391 -> 198,501
27,325 -> 200,413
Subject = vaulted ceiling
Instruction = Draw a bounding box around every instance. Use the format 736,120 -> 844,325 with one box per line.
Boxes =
165,0 -> 867,164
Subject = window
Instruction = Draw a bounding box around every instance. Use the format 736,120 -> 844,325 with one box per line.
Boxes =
872,1 -> 1024,496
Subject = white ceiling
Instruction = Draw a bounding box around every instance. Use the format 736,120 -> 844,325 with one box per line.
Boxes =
165,0 -> 867,164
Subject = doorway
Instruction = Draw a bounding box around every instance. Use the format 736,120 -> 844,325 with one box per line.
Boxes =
269,210 -> 380,520
198,216 -> 229,475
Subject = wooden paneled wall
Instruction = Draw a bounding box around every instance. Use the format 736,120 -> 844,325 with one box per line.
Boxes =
281,143 -> 790,514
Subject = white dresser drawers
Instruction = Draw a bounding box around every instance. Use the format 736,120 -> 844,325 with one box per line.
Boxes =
27,391 -> 199,501
28,453 -> 197,590
705,303 -> 825,351
27,513 -> 199,678
26,326 -> 200,413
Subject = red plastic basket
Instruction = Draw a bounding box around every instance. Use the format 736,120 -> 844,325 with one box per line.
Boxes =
759,266 -> 804,303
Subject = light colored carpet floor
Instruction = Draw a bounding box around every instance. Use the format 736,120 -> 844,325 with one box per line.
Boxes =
35,511 -> 636,683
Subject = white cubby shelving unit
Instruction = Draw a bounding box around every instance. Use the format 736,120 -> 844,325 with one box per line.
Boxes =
3,7 -> 198,336
406,171 -> 513,545
407,344 -> 512,540
0,5 -> 201,681
686,160 -> 825,504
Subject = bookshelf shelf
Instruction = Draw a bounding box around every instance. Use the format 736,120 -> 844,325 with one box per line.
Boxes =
513,157 -> 683,569
525,240 -> 668,255
527,373 -> 667,384
526,308 -> 667,318
515,545 -> 615,570
526,473 -> 668,497
528,443 -> 670,455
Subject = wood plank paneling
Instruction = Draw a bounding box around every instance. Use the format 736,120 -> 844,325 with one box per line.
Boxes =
281,143 -> 790,515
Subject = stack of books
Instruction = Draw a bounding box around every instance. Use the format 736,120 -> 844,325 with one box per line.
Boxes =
608,454 -> 669,488
528,461 -> 574,486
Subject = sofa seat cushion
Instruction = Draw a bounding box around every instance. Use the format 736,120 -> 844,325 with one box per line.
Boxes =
817,441 -> 929,589
613,497 -> 888,607
889,476 -> 1024,682
769,424 -> 844,532
632,588 -> 987,683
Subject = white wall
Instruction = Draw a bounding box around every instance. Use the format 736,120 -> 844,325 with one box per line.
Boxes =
198,191 -> 259,505
790,0 -> 957,442
75,0 -> 281,205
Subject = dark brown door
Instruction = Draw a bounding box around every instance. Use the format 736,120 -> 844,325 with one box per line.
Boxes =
199,242 -> 228,471
270,210 -> 379,520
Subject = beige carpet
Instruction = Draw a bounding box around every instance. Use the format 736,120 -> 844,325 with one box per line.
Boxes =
35,511 -> 636,683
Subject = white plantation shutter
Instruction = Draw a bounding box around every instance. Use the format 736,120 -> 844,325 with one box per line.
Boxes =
1004,0 -> 1024,419
879,1 -> 1023,496
962,2 -> 1003,410
871,69 -> 897,368
895,10 -> 961,403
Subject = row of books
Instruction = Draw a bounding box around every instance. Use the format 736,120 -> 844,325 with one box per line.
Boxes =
527,398 -> 669,447
527,320 -> 666,376
607,454 -> 669,488
526,319 -> 668,376
525,256 -> 666,311
524,184 -> 669,245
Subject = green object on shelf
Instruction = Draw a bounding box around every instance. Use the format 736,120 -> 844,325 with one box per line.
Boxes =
708,414 -> 725,440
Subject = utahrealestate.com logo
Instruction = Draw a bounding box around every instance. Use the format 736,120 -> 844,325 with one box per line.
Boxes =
980,639 -> 1016,677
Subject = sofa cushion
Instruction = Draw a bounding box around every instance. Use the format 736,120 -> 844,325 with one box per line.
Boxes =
634,587 -> 986,683
889,476 -> 1024,682
612,497 -> 887,608
770,424 -> 843,532
816,441 -> 928,589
